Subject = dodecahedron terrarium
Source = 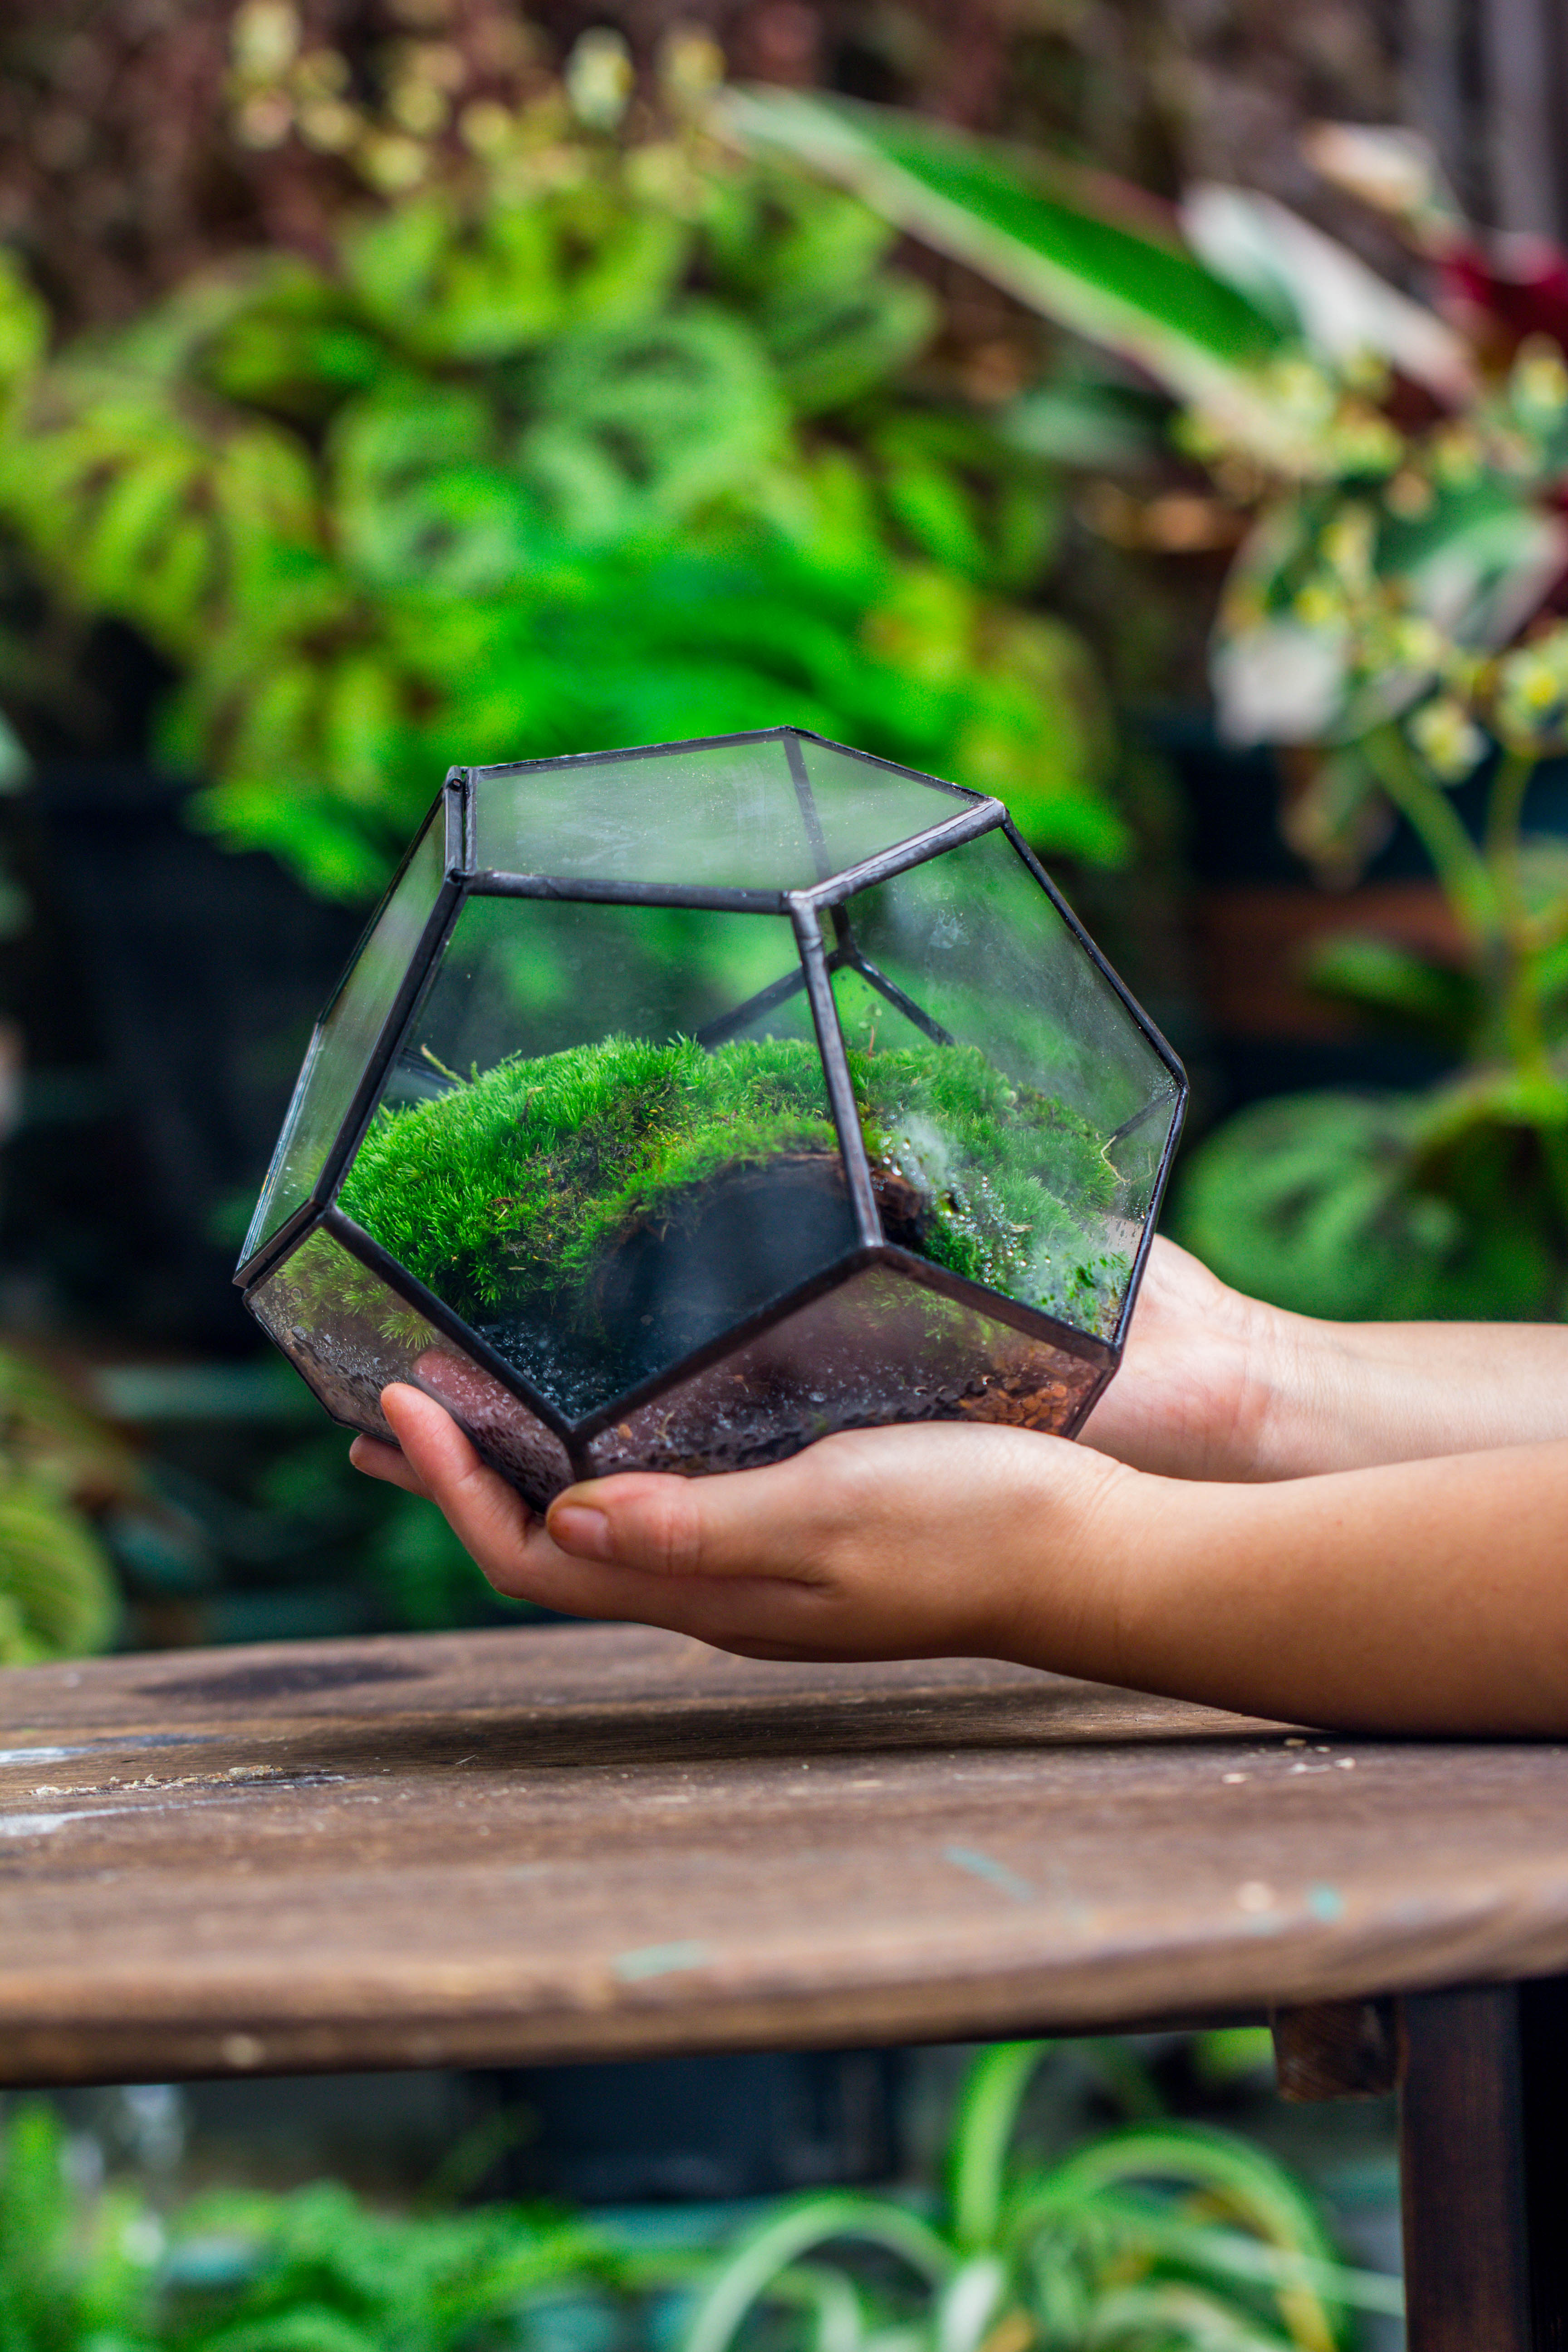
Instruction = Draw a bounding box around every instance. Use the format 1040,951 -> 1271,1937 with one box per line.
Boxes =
237,729 -> 1186,1508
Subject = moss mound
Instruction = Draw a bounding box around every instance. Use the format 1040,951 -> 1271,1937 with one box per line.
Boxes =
339,1033 -> 1128,1361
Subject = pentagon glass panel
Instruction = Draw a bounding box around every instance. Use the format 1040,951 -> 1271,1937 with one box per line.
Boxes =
241,816 -> 448,1263
826,826 -> 1181,1341
474,731 -> 964,891
795,736 -> 971,878
250,1227 -> 572,1509
335,896 -> 850,1421
584,1266 -> 1105,1480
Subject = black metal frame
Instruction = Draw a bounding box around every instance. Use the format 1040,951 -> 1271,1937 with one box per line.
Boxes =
237,726 -> 1186,1452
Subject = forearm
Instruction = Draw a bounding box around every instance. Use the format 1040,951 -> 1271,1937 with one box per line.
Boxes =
1022,1438 -> 1568,1734
1087,1238 -> 1568,1481
1247,1315 -> 1568,1477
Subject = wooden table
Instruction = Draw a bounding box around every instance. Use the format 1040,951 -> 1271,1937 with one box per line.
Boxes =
3,1623 -> 1566,2349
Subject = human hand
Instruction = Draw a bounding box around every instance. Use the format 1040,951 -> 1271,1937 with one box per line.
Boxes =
350,1384 -> 1134,1667
1093,1233 -> 1568,1480
1079,1234 -> 1314,1481
349,1363 -> 1568,1730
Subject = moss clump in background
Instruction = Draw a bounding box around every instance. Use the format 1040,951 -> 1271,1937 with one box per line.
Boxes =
339,1032 -> 1127,1343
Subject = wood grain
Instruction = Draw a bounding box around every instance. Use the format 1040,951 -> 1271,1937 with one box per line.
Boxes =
1399,1987 -> 1531,2352
3,1624 -> 1568,2085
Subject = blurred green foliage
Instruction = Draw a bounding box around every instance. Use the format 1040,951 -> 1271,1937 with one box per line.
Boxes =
742,93 -> 1568,1319
684,2037 -> 1401,2352
0,2036 -> 1397,2352
725,91 -> 1284,424
1180,342 -> 1568,1318
0,127 -> 1123,905
0,1348 -> 126,1665
0,2097 -> 629,2352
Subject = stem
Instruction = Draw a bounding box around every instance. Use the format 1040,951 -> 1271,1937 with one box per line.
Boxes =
1361,722 -> 1497,945
1485,748 -> 1551,1079
1367,727 -> 1568,1269
1481,749 -> 1568,1256
1484,743 -> 1534,879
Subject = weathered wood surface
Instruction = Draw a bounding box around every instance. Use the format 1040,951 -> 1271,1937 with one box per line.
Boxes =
3,1623 -> 1568,2085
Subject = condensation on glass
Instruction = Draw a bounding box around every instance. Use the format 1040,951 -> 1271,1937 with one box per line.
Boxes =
238,728 -> 1185,1507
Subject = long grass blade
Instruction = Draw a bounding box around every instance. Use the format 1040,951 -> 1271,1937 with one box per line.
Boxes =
947,2042 -> 1053,2253
683,2194 -> 953,2352
1013,2127 -> 1345,2351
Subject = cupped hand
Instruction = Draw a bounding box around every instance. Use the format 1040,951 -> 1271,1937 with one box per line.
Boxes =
350,1383 -> 1134,1666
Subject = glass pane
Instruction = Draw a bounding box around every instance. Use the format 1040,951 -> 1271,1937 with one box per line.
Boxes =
336,900 -> 854,1421
248,1226 -> 573,1509
477,738 -> 811,889
828,828 -> 1180,1339
473,732 -> 958,891
585,1264 -> 1102,1480
242,817 -> 447,1265
796,737 -> 968,879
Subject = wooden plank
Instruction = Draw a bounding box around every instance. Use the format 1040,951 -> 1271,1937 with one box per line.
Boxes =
3,1624 -> 1568,2084
1520,1976 -> 1568,2350
1400,1986 -> 1531,2351
1480,0 -> 1563,237
1398,1978 -> 1568,2352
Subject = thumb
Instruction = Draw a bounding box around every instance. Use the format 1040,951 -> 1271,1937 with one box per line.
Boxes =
545,1452 -> 833,1581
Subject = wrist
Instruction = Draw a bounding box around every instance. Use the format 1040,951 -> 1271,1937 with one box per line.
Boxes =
989,1440 -> 1156,1681
1231,1296 -> 1348,1480
1080,1238 -> 1346,1484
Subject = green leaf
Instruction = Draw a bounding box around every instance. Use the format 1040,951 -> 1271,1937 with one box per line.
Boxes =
1020,2122 -> 1348,2350
0,248 -> 48,399
339,198 -> 456,336
1175,1088 -> 1559,1320
0,1469 -> 118,1663
722,91 -> 1284,408
345,194 -> 572,363
1000,378 -> 1168,470
1304,933 -> 1479,1049
762,276 -> 936,414
948,2042 -> 1051,2252
196,257 -> 386,423
684,2194 -> 953,2352
518,306 -> 788,539
704,169 -> 897,308
567,201 -> 691,328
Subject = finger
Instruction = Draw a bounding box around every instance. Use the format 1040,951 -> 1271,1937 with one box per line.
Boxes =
487,1542 -> 828,1648
349,1433 -> 430,1496
544,1450 -> 843,1582
380,1384 -> 538,1590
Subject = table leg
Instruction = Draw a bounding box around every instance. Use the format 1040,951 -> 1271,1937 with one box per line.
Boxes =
1399,1977 -> 1568,2352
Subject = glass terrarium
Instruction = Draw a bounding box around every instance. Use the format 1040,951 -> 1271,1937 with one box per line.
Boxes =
238,729 -> 1186,1509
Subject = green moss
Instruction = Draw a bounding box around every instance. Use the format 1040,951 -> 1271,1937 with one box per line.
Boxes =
338,1031 -> 1129,1345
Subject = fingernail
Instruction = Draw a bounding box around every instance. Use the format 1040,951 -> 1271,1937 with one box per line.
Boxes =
550,1505 -> 613,1560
